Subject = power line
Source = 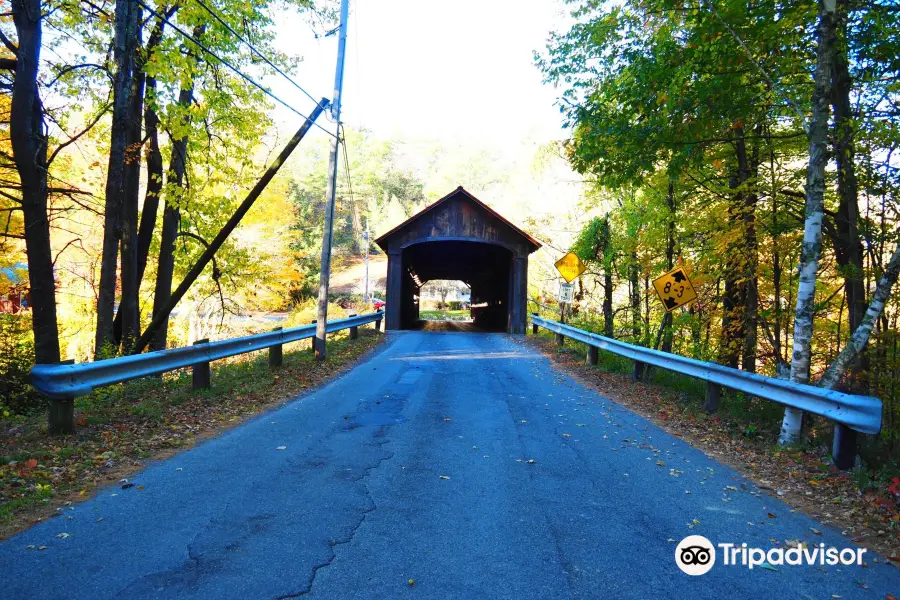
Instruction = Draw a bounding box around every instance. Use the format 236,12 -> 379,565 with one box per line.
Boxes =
189,0 -> 321,107
137,0 -> 335,137
339,123 -> 356,212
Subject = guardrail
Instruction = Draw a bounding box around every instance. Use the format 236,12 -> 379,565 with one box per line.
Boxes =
531,314 -> 882,469
31,311 -> 383,433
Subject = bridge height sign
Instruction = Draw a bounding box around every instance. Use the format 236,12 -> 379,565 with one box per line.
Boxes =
652,266 -> 698,312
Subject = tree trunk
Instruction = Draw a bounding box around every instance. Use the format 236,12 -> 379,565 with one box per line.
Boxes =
150,86 -> 193,351
10,0 -> 61,366
136,76 -> 162,286
603,267 -> 613,338
113,9 -> 169,345
661,178 -> 675,354
630,253 -> 641,342
148,24 -> 203,351
830,0 -> 866,368
780,0 -> 837,444
96,0 -> 138,356
117,4 -> 145,348
719,162 -> 746,367
818,242 -> 900,390
741,125 -> 761,373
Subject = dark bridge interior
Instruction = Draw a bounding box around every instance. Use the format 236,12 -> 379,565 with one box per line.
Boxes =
398,241 -> 513,331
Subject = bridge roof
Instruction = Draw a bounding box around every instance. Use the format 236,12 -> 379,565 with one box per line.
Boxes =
374,186 -> 541,254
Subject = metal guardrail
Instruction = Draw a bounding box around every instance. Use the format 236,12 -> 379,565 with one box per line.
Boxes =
31,311 -> 383,399
531,314 -> 882,436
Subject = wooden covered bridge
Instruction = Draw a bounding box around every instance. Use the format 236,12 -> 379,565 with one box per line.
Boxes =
375,187 -> 541,333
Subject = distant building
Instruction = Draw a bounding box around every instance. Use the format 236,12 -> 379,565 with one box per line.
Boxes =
419,281 -> 471,306
0,264 -> 28,314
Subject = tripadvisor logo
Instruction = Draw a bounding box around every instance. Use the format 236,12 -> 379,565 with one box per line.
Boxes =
676,535 -> 716,576
674,535 -> 867,576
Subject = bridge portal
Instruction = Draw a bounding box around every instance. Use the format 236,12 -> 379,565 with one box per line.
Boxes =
375,187 -> 541,333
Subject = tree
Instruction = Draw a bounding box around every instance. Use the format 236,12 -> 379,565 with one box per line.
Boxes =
8,0 -> 60,367
780,0 -> 839,445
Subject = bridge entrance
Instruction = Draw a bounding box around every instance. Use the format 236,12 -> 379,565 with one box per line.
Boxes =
375,187 -> 540,333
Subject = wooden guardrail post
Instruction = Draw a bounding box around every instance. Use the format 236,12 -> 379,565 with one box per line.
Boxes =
556,331 -> 565,346
832,424 -> 858,470
375,310 -> 383,331
632,361 -> 645,382
704,381 -> 721,413
310,320 -> 316,352
532,318 -> 538,335
348,314 -> 358,339
269,327 -> 283,368
192,339 -> 211,390
48,359 -> 75,435
586,346 -> 598,366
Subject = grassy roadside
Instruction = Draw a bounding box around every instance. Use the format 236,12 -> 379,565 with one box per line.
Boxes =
0,328 -> 384,540
519,329 -> 900,563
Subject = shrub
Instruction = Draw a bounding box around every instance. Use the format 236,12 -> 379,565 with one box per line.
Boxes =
0,314 -> 44,416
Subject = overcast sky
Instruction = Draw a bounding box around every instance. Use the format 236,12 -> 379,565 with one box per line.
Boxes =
271,0 -> 571,148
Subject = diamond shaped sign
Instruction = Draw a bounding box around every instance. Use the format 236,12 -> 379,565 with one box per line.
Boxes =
554,252 -> 586,283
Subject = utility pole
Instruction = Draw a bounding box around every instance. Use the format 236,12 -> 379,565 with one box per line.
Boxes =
314,0 -> 349,361
363,218 -> 370,304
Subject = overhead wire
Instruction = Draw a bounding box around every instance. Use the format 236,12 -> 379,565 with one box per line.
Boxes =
189,0 -> 320,107
137,0 -> 336,138
338,123 -> 356,212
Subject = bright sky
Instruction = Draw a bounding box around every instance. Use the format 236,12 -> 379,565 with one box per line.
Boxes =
272,0 -> 571,148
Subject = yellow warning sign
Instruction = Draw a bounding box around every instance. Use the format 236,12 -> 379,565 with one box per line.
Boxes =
554,252 -> 587,284
652,266 -> 698,312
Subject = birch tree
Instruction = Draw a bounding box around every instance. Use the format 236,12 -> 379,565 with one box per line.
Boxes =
779,0 -> 838,444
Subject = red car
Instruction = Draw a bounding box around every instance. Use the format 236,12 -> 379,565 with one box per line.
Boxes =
373,300 -> 385,311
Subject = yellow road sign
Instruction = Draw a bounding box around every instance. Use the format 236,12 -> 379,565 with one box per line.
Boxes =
652,266 -> 698,312
555,252 -> 587,283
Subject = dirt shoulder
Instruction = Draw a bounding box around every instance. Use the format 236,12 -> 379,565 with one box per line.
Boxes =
519,332 -> 900,564
0,329 -> 385,540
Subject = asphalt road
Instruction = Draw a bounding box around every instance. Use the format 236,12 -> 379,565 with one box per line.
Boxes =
2,331 -> 898,599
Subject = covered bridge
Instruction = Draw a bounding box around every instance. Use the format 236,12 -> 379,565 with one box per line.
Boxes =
375,187 -> 541,333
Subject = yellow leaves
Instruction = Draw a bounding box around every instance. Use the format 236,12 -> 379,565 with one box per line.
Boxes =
408,579 -> 415,587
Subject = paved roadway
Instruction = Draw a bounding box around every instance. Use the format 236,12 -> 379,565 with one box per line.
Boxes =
1,331 -> 898,599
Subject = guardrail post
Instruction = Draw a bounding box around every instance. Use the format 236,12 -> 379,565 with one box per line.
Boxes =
704,381 -> 721,413
632,361 -> 645,382
192,339 -> 211,390
348,313 -> 358,339
269,327 -> 283,368
531,313 -> 538,335
586,345 -> 598,366
832,424 -> 858,470
47,359 -> 75,435
375,310 -> 383,331
310,320 -> 316,352
556,331 -> 565,346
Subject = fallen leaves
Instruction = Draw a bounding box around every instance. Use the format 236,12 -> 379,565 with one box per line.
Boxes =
522,333 -> 900,559
0,330 -> 386,540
